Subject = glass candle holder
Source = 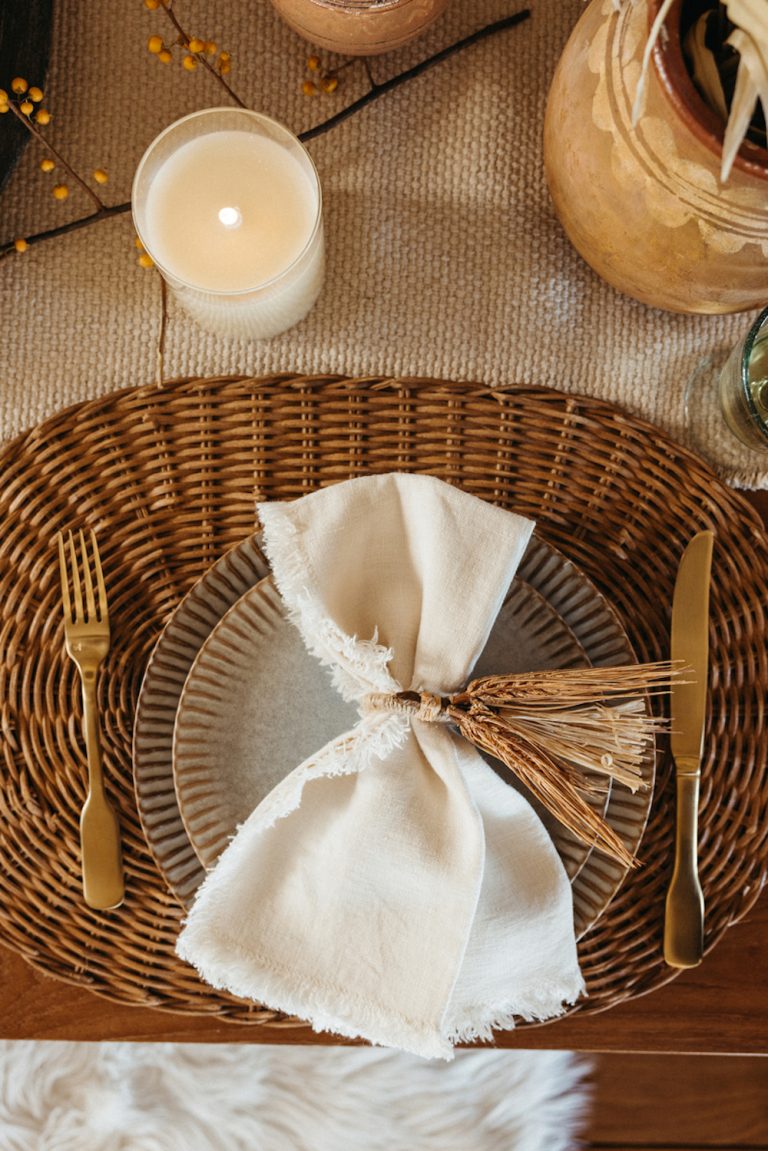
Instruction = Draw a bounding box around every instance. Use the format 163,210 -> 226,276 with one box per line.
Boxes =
269,0 -> 449,55
132,108 -> 324,341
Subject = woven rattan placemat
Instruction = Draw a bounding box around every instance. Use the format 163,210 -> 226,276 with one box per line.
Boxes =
0,374 -> 766,1026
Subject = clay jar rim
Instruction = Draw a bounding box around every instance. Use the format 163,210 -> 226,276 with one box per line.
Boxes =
649,0 -> 768,181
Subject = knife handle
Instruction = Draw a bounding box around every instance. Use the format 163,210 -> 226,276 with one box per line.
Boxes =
664,773 -> 704,968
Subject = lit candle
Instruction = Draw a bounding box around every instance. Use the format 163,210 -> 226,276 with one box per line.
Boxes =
132,109 -> 324,340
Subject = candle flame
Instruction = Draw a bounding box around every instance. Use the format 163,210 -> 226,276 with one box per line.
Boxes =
218,206 -> 242,229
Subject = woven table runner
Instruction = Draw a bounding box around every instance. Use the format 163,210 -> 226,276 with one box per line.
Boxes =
0,375 -> 766,1025
0,1 -> 765,487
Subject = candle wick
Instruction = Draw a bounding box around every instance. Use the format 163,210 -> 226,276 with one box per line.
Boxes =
218,206 -> 242,229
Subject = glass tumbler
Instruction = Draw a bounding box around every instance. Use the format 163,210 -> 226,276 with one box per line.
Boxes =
683,305 -> 768,476
718,306 -> 768,452
269,0 -> 450,55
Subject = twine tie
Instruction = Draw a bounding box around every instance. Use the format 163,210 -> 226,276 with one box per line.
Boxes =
365,690 -> 450,723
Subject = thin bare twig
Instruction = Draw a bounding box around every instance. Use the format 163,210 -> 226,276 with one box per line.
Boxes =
157,274 -> 168,386
0,9 -> 531,259
299,10 -> 531,143
362,59 -> 377,90
0,203 -> 131,260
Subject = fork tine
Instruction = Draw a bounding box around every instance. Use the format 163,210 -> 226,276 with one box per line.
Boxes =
90,530 -> 108,624
67,531 -> 84,621
79,529 -> 96,621
56,531 -> 72,623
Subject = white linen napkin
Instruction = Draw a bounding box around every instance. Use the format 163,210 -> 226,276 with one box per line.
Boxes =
177,473 -> 585,1059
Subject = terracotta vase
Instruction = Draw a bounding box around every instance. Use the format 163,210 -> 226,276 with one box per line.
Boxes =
269,0 -> 449,56
543,0 -> 768,315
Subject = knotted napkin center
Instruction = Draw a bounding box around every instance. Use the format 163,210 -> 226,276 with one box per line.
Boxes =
363,660 -> 676,871
365,690 -> 451,723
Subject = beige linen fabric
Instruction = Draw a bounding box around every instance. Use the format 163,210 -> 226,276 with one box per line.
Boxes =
0,1 -> 764,486
176,474 -> 585,1058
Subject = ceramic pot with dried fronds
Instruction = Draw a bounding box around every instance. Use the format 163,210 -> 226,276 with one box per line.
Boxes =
544,0 -> 768,315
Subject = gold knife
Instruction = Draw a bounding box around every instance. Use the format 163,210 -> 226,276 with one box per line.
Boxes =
664,529 -> 714,968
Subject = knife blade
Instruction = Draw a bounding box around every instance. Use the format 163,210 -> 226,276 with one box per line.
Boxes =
663,529 -> 714,969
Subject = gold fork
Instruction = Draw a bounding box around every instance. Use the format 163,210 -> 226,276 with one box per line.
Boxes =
57,529 -> 124,910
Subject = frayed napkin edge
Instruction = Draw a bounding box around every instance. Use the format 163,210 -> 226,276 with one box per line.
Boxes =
176,924 -> 455,1061
223,711 -> 410,839
176,923 -> 586,1062
258,499 -> 400,702
442,970 -> 588,1047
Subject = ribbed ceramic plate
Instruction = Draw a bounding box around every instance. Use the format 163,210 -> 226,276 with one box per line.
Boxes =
133,536 -> 271,905
135,531 -> 653,938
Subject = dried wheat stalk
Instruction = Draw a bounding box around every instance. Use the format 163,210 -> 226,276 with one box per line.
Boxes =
367,662 -> 679,868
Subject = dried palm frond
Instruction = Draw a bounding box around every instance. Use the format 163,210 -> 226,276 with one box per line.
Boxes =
630,0 -> 768,182
685,11 -> 729,121
720,22 -> 768,179
632,0 -> 677,126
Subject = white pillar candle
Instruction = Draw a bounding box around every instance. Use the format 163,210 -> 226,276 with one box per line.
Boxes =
132,109 -> 324,340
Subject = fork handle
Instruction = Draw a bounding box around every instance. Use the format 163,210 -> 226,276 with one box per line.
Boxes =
81,670 -> 106,790
80,672 -> 125,910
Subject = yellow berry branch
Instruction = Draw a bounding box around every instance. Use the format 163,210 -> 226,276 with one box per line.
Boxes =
301,54 -> 355,97
1,81 -> 107,212
0,9 -> 531,261
146,0 -> 247,108
6,205 -> 133,259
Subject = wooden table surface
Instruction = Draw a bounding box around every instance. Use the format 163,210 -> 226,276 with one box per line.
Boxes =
2,490 -> 766,1054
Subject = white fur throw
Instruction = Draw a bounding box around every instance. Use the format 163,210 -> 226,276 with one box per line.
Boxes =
0,1042 -> 590,1151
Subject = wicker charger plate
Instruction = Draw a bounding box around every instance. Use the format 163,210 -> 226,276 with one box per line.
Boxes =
0,374 -> 766,1028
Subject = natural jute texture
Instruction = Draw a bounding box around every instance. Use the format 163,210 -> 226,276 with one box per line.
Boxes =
0,374 -> 765,1028
0,1 -> 765,486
